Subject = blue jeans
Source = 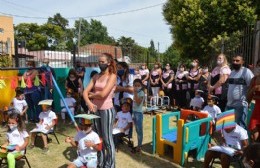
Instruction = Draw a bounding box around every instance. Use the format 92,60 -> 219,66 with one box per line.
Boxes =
133,112 -> 143,147
226,105 -> 247,129
25,88 -> 42,121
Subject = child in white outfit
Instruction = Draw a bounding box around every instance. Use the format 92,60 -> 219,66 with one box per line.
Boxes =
66,117 -> 101,168
10,90 -> 28,123
60,89 -> 76,124
190,90 -> 204,111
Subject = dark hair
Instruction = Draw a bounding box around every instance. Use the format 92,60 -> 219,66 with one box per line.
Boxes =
15,89 -> 23,97
68,68 -> 77,77
117,61 -> 130,83
90,70 -> 98,78
8,112 -> 25,132
101,53 -> 117,74
133,78 -> 142,85
243,143 -> 260,168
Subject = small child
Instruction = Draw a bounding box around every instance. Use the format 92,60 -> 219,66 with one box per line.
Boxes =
202,94 -> 221,123
204,124 -> 248,168
113,101 -> 133,151
29,99 -> 57,153
65,116 -> 101,168
132,79 -> 145,153
190,90 -> 204,111
10,89 -> 28,123
0,112 -> 29,168
60,89 -> 76,124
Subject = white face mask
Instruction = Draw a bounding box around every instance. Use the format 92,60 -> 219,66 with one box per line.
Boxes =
217,60 -> 224,65
192,62 -> 197,67
135,87 -> 142,91
67,94 -> 71,98
9,124 -> 17,131
180,68 -> 184,72
203,69 -> 208,73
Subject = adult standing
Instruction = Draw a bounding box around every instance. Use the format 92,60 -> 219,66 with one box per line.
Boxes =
175,64 -> 189,108
208,54 -> 231,111
139,63 -> 149,104
186,59 -> 201,100
198,66 -> 210,106
83,53 -> 117,168
23,60 -> 42,122
149,62 -> 162,105
247,60 -> 260,142
226,55 -> 254,129
160,63 -> 174,106
39,58 -> 56,100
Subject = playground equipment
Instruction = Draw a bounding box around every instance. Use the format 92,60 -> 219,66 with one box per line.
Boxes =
152,109 -> 212,166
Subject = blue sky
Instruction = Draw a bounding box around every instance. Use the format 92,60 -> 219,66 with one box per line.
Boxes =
0,0 -> 172,52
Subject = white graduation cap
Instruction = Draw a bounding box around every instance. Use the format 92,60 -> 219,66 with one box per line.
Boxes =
38,99 -> 53,106
74,114 -> 100,124
195,89 -> 204,93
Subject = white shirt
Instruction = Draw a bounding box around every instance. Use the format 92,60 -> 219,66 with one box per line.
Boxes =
202,105 -> 221,119
12,98 -> 27,114
39,110 -> 57,126
122,74 -> 134,100
190,96 -> 204,109
115,111 -> 133,135
223,124 -> 248,150
60,97 -> 76,111
7,128 -> 29,154
74,130 -> 101,163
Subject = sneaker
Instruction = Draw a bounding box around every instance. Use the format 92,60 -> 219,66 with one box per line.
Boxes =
42,147 -> 49,154
28,145 -> 35,150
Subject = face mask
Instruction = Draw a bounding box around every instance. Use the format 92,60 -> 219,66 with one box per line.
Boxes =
136,87 -> 142,91
67,94 -> 71,98
203,69 -> 208,73
141,66 -> 145,69
232,63 -> 242,70
42,63 -> 48,67
192,62 -> 197,67
9,124 -> 17,131
207,101 -> 214,106
217,60 -> 223,65
99,64 -> 108,72
117,69 -> 124,76
180,68 -> 184,72
165,66 -> 170,70
154,65 -> 159,69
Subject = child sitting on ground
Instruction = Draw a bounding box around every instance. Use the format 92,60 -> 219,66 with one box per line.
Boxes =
10,89 -> 28,123
204,124 -> 249,168
60,89 -> 76,124
65,116 -> 101,168
29,99 -> 57,153
190,90 -> 204,111
113,100 -> 133,151
0,112 -> 29,168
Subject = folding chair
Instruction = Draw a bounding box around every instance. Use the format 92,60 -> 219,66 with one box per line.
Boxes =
0,148 -> 31,168
35,118 -> 60,145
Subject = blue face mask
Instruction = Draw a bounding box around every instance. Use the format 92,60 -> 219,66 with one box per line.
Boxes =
117,70 -> 125,76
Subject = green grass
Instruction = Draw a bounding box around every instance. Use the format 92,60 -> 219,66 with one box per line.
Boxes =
0,113 -> 234,168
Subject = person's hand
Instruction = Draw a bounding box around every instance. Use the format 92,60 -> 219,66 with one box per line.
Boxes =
85,140 -> 94,148
88,92 -> 95,99
65,136 -> 72,143
45,125 -> 51,130
234,150 -> 243,155
15,145 -> 21,151
88,103 -> 97,113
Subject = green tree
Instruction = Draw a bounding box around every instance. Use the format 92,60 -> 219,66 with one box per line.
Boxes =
148,40 -> 157,60
161,46 -> 181,68
163,0 -> 257,61
15,23 -> 48,50
47,13 -> 69,31
74,18 -> 115,46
